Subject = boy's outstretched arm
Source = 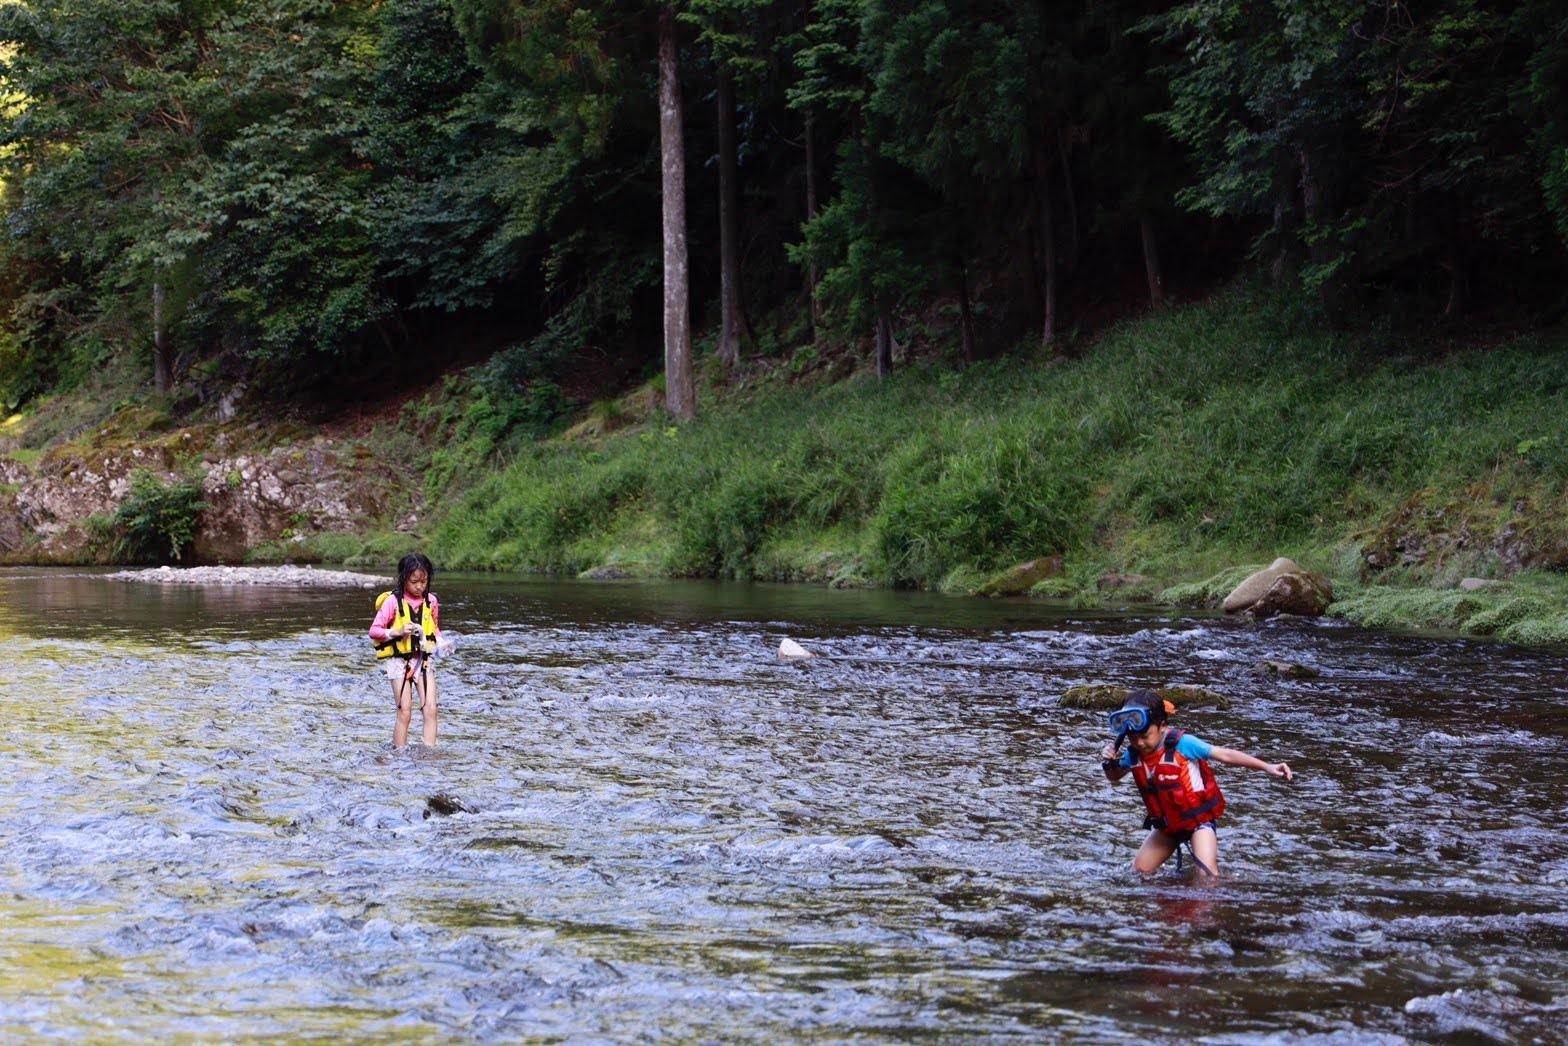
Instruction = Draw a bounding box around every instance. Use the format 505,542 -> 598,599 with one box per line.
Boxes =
1209,746 -> 1294,781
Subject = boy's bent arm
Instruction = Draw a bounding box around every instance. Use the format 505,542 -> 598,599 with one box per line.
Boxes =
1100,745 -> 1129,781
1210,746 -> 1294,781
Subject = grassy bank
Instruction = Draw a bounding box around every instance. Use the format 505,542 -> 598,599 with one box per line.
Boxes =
425,292 -> 1568,642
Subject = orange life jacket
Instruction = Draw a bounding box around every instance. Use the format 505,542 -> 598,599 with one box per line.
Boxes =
1129,728 -> 1225,834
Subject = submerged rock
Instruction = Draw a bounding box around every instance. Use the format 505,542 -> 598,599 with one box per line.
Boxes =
424,794 -> 475,818
1250,659 -> 1321,679
778,638 -> 814,659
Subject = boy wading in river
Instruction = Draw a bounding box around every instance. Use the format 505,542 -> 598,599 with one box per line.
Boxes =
369,553 -> 444,748
1101,689 -> 1293,877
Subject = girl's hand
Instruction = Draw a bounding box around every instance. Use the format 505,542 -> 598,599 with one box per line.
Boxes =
1266,762 -> 1294,781
1101,744 -> 1117,762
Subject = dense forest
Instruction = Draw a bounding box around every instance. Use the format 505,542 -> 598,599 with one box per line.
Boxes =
1,0 -> 1565,418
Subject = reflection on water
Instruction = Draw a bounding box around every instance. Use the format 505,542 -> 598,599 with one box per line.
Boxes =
3,567 -> 1567,1040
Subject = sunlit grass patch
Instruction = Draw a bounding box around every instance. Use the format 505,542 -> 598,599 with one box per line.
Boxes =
426,291 -> 1568,644
1329,574 -> 1568,644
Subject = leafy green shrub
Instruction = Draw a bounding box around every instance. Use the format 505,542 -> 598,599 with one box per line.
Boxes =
1463,596 -> 1554,636
105,470 -> 208,563
871,426 -> 1084,587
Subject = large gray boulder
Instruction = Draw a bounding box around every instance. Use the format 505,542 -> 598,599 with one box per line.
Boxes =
1223,557 -> 1333,618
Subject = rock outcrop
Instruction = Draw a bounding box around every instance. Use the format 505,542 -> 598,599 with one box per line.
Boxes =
4,426 -> 409,564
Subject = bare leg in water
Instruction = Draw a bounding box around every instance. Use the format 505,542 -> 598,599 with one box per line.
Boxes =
1132,826 -> 1218,877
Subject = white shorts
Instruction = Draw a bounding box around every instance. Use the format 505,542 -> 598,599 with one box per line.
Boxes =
382,658 -> 434,683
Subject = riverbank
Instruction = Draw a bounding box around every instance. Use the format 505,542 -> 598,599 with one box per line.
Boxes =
424,293 -> 1568,644
3,292 -> 1566,646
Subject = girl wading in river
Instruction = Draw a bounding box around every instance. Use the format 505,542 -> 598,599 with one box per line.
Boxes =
369,553 -> 444,748
1100,689 -> 1293,877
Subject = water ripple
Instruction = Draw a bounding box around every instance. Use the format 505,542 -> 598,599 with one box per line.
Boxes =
1,571 -> 1564,1040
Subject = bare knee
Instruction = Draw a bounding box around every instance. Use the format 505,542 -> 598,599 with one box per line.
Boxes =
1190,830 -> 1220,877
1132,831 -> 1177,874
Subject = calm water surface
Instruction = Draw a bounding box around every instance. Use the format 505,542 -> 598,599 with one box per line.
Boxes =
3,568 -> 1566,1042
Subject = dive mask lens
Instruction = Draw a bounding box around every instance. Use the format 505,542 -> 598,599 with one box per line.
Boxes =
1108,706 -> 1150,737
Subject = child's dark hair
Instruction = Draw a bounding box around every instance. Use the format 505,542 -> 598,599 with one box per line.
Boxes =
1123,688 -> 1171,723
396,553 -> 435,596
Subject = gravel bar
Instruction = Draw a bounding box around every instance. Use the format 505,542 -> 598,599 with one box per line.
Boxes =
106,565 -> 384,588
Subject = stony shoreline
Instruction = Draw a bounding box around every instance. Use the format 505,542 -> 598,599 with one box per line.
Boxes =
106,564 -> 385,588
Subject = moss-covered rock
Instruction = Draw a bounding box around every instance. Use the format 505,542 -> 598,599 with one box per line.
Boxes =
1028,576 -> 1079,599
1060,684 -> 1129,709
1158,564 -> 1263,609
976,555 -> 1065,596
1060,683 -> 1230,710
1159,684 -> 1231,709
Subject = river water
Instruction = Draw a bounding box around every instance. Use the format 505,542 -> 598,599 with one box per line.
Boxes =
3,567 -> 1565,1042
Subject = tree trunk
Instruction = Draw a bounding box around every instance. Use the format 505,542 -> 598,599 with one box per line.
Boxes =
1140,217 -> 1166,309
1058,128 -> 1079,269
1270,158 -> 1298,284
152,278 -> 171,394
874,307 -> 893,379
1033,142 -> 1058,352
804,112 -> 822,338
956,256 -> 977,363
151,186 -> 172,394
1298,147 -> 1324,264
716,69 -> 752,366
659,7 -> 695,419
1021,215 -> 1042,335
1444,213 -> 1468,317
1298,146 -> 1340,313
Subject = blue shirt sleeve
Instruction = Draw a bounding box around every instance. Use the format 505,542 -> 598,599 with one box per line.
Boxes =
1118,731 -> 1212,766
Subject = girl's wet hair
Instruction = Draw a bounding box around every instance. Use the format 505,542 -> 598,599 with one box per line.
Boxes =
1123,688 -> 1171,723
396,553 -> 435,596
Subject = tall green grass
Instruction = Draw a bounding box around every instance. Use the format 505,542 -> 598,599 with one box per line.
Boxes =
432,292 -> 1568,596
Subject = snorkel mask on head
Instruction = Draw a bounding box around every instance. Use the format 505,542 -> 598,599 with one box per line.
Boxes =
1108,704 -> 1153,739
1107,689 -> 1172,748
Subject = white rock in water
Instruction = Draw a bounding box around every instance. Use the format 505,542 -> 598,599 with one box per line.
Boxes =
778,638 -> 814,659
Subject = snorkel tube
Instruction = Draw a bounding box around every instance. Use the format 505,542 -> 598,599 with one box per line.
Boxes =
1102,703 -> 1142,777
